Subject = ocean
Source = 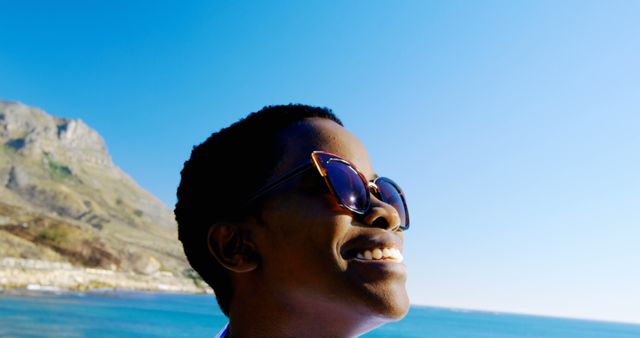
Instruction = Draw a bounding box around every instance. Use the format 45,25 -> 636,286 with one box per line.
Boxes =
0,291 -> 638,337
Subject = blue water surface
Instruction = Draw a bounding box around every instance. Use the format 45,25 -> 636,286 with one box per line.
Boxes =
0,291 -> 638,337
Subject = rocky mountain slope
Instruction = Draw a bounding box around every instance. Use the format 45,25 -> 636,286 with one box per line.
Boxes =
0,100 -> 201,290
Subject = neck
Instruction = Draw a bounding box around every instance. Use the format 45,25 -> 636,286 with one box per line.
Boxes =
225,281 -> 385,338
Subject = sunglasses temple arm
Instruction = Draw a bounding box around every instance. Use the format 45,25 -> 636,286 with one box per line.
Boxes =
244,163 -> 315,205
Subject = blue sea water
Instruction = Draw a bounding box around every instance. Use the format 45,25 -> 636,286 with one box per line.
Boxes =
0,291 -> 639,337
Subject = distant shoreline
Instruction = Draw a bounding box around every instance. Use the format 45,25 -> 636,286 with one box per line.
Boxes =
0,286 -> 214,298
0,257 -> 212,295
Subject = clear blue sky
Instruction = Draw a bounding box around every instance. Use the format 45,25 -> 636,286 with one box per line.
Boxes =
1,0 -> 639,324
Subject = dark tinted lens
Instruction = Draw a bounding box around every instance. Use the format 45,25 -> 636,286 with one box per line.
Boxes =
324,161 -> 369,212
376,177 -> 409,229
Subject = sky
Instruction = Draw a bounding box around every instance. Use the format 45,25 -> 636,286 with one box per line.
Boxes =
1,0 -> 639,324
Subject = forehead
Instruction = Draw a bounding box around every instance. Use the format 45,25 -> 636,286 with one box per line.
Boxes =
274,118 -> 375,178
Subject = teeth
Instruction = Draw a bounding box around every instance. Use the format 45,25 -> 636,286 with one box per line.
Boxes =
355,247 -> 403,262
382,248 -> 391,257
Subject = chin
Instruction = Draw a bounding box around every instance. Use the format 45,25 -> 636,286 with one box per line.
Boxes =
343,262 -> 410,323
347,287 -> 409,337
378,287 -> 410,320
359,281 -> 410,323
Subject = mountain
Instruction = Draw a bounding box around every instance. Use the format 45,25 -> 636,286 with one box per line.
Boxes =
0,100 -> 198,287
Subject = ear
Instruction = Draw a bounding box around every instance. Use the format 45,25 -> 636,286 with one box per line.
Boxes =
207,223 -> 259,273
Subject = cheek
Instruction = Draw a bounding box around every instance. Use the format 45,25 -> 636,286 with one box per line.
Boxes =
265,192 -> 343,239
258,195 -> 352,275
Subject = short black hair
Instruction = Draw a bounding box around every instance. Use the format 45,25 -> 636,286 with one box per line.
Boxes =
175,104 -> 343,316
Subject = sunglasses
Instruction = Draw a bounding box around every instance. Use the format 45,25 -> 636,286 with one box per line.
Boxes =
245,151 -> 409,230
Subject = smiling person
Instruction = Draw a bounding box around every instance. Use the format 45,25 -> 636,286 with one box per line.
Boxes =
175,105 -> 410,338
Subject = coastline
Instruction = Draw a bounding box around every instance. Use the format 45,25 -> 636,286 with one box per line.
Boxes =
0,257 -> 212,295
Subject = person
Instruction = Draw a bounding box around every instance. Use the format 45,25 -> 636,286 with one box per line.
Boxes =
175,104 -> 410,337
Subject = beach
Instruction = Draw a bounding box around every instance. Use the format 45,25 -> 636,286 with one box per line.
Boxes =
0,257 -> 211,294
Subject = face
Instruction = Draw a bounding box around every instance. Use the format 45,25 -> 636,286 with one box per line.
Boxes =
251,118 -> 409,332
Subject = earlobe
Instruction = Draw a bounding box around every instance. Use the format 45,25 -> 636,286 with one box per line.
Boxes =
207,223 -> 259,273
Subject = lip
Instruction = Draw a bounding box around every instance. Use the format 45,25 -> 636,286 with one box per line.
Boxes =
341,232 -> 407,284
340,232 -> 404,261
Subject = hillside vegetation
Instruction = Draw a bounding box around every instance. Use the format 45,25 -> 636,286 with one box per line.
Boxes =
0,100 -> 205,291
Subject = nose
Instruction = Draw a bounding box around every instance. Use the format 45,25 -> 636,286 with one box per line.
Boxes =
361,195 -> 403,231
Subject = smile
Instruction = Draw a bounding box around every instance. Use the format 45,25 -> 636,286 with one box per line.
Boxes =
355,247 -> 403,262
